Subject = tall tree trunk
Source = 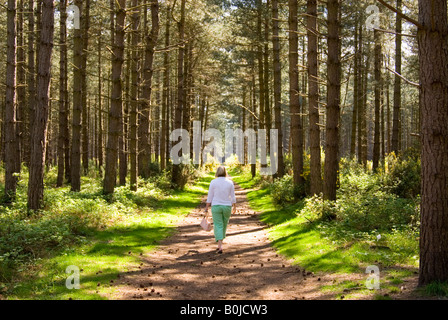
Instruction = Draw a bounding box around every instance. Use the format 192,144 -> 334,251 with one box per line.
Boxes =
272,0 -> 284,178
119,44 -> 130,187
324,0 -> 341,202
257,0 -> 265,136
350,17 -> 359,158
182,38 -> 192,151
129,0 -> 140,191
264,0 -> 271,153
97,24 -> 103,173
361,43 -> 370,166
155,71 -> 161,164
391,0 -> 402,154
307,0 -> 322,195
81,0 -> 90,174
139,0 -> 160,179
288,0 -> 303,188
57,0 -> 68,187
5,0 -> 19,201
71,0 -> 83,192
373,28 -> 382,171
172,0 -> 186,188
16,0 -> 24,172
25,0 -> 35,166
27,0 -> 54,211
251,69 -> 258,178
417,0 -> 448,286
103,0 -> 127,195
161,3 -> 171,172
357,22 -> 364,164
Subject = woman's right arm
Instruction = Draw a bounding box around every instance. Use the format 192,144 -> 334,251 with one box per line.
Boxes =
205,182 -> 214,214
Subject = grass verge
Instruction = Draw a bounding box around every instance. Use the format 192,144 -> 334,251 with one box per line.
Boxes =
229,167 -> 420,299
2,172 -> 213,300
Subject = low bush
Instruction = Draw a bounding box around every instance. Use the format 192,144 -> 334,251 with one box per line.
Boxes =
0,164 -> 195,281
270,174 -> 295,207
383,150 -> 421,199
298,194 -> 339,222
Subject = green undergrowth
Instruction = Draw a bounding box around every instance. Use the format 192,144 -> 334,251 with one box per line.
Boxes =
229,163 -> 420,298
0,167 -> 213,300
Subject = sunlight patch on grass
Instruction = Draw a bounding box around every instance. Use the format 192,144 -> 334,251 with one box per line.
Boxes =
230,169 -> 418,276
6,173 -> 214,300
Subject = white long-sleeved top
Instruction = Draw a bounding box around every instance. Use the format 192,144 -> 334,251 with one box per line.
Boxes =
206,177 -> 237,206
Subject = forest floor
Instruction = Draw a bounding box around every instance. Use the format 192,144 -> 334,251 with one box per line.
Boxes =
106,181 -> 425,300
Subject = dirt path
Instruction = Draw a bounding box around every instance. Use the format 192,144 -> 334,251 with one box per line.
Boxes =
108,181 -> 422,300
108,182 -> 333,300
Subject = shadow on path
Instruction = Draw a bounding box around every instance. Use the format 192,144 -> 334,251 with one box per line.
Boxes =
109,182 -> 333,300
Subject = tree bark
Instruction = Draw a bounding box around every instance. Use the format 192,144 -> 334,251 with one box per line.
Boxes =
373,28 -> 382,171
272,0 -> 284,178
288,0 -> 303,188
129,0 -> 140,191
257,0 -> 265,136
97,24 -> 103,173
119,41 -> 130,186
103,0 -> 127,195
350,18 -> 359,159
172,0 -> 186,188
417,0 -> 448,286
25,0 -> 35,167
71,0 -> 83,192
324,0 -> 341,202
264,0 -> 271,153
361,43 -> 370,166
5,0 -> 19,201
391,0 -> 402,154
307,0 -> 322,195
161,3 -> 171,172
16,0 -> 24,172
139,0 -> 160,179
27,0 -> 54,211
81,0 -> 90,174
57,0 -> 69,187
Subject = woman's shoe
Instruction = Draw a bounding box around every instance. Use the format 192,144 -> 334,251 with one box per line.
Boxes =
217,249 -> 223,254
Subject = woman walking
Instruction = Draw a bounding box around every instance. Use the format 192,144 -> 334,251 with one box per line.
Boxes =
204,166 -> 237,253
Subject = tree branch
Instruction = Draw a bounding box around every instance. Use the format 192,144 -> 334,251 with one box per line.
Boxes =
376,0 -> 423,29
385,66 -> 420,87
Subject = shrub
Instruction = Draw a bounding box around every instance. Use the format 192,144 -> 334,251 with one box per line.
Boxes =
298,194 -> 339,222
425,281 -> 448,297
270,175 -> 296,207
337,160 -> 419,231
224,154 -> 243,173
383,150 -> 421,199
0,166 -> 177,280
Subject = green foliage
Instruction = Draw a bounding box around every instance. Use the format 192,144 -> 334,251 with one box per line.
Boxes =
231,156 -> 421,276
424,281 -> 448,297
299,194 -> 339,222
337,157 -> 420,232
383,150 -> 421,199
269,155 -> 420,231
0,164 -> 205,282
270,175 -> 295,207
167,162 -> 203,190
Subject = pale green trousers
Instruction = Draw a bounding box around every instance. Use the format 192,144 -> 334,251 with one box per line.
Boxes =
211,205 -> 232,242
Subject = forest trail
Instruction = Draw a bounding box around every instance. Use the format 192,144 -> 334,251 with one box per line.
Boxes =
108,181 -> 334,300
